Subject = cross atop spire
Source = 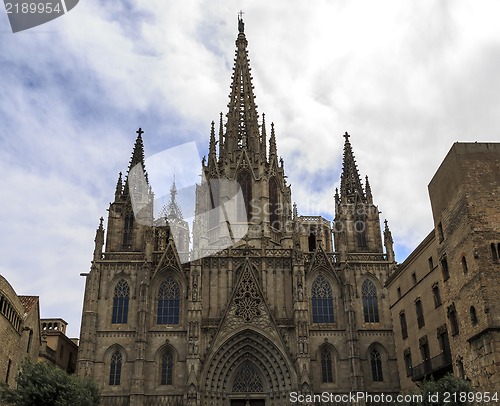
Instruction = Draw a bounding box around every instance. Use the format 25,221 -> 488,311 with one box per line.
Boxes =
136,127 -> 144,137
344,131 -> 350,140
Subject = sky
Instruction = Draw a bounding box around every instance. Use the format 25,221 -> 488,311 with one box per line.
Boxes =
0,0 -> 499,337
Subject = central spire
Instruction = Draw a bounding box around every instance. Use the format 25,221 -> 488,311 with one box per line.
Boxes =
224,14 -> 261,155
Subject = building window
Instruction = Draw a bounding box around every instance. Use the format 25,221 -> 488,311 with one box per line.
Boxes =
112,279 -> 130,324
457,358 -> 465,379
311,274 -> 334,323
462,256 -> 468,274
122,212 -> 134,248
355,215 -> 367,249
432,283 -> 442,308
362,280 -> 379,323
308,233 -> 316,252
491,243 -> 499,263
320,347 -> 334,383
269,177 -> 280,230
437,325 -> 451,360
370,349 -> 383,382
470,306 -> 478,325
397,287 -> 401,299
109,351 -> 122,386
400,312 -> 408,339
415,299 -> 425,328
428,256 -> 434,270
437,222 -> 444,242
5,359 -> 12,384
448,304 -> 459,336
237,169 -> 252,222
411,272 -> 417,285
441,256 -> 450,281
157,276 -> 180,325
161,350 -> 174,385
403,349 -> 412,377
27,329 -> 33,353
420,336 -> 431,372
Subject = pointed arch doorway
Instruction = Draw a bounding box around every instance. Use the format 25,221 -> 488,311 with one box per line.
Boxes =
229,362 -> 266,406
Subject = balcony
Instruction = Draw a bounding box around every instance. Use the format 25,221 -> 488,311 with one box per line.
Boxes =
412,351 -> 452,381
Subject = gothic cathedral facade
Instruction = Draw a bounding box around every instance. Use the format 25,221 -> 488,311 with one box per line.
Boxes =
77,18 -> 401,406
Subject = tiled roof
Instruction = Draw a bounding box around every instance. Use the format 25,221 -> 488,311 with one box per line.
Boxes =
18,295 -> 39,316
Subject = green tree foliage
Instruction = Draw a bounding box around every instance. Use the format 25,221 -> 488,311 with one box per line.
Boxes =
399,374 -> 474,406
0,360 -> 99,406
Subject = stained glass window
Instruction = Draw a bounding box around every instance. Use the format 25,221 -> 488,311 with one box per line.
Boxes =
312,274 -> 334,323
321,348 -> 334,383
362,280 -> 379,323
123,212 -> 134,248
370,349 -> 383,382
112,279 -> 130,324
109,351 -> 122,385
161,350 -> 174,385
157,276 -> 180,325
232,362 -> 263,392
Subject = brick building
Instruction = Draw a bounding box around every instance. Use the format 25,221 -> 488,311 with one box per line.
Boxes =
0,275 -> 41,387
387,142 -> 500,391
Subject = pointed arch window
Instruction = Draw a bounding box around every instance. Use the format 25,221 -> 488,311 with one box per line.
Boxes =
232,362 -> 263,392
208,178 -> 220,229
157,276 -> 180,325
311,274 -> 334,323
320,347 -> 334,383
109,351 -> 122,385
269,176 -> 280,230
237,169 -> 252,222
370,349 -> 383,382
161,349 -> 174,385
308,233 -> 316,252
112,279 -> 130,324
362,280 -> 379,323
355,215 -> 367,249
123,212 -> 134,248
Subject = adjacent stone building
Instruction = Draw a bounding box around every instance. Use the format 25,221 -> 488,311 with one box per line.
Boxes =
77,17 -> 400,406
0,275 -> 41,387
387,142 -> 500,391
39,318 -> 79,373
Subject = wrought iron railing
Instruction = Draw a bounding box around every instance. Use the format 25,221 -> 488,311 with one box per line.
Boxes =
412,351 -> 452,381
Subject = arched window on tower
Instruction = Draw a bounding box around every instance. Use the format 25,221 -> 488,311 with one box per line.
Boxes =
109,351 -> 123,385
320,347 -> 334,383
370,349 -> 383,382
308,233 -> 316,252
160,349 -> 174,385
112,279 -> 130,324
123,212 -> 134,249
355,215 -> 367,249
157,276 -> 180,325
362,280 -> 379,323
208,178 -> 220,229
269,177 -> 280,230
311,274 -> 334,323
236,169 -> 252,222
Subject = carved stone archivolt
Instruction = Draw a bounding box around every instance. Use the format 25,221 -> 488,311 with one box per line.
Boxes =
201,329 -> 294,399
